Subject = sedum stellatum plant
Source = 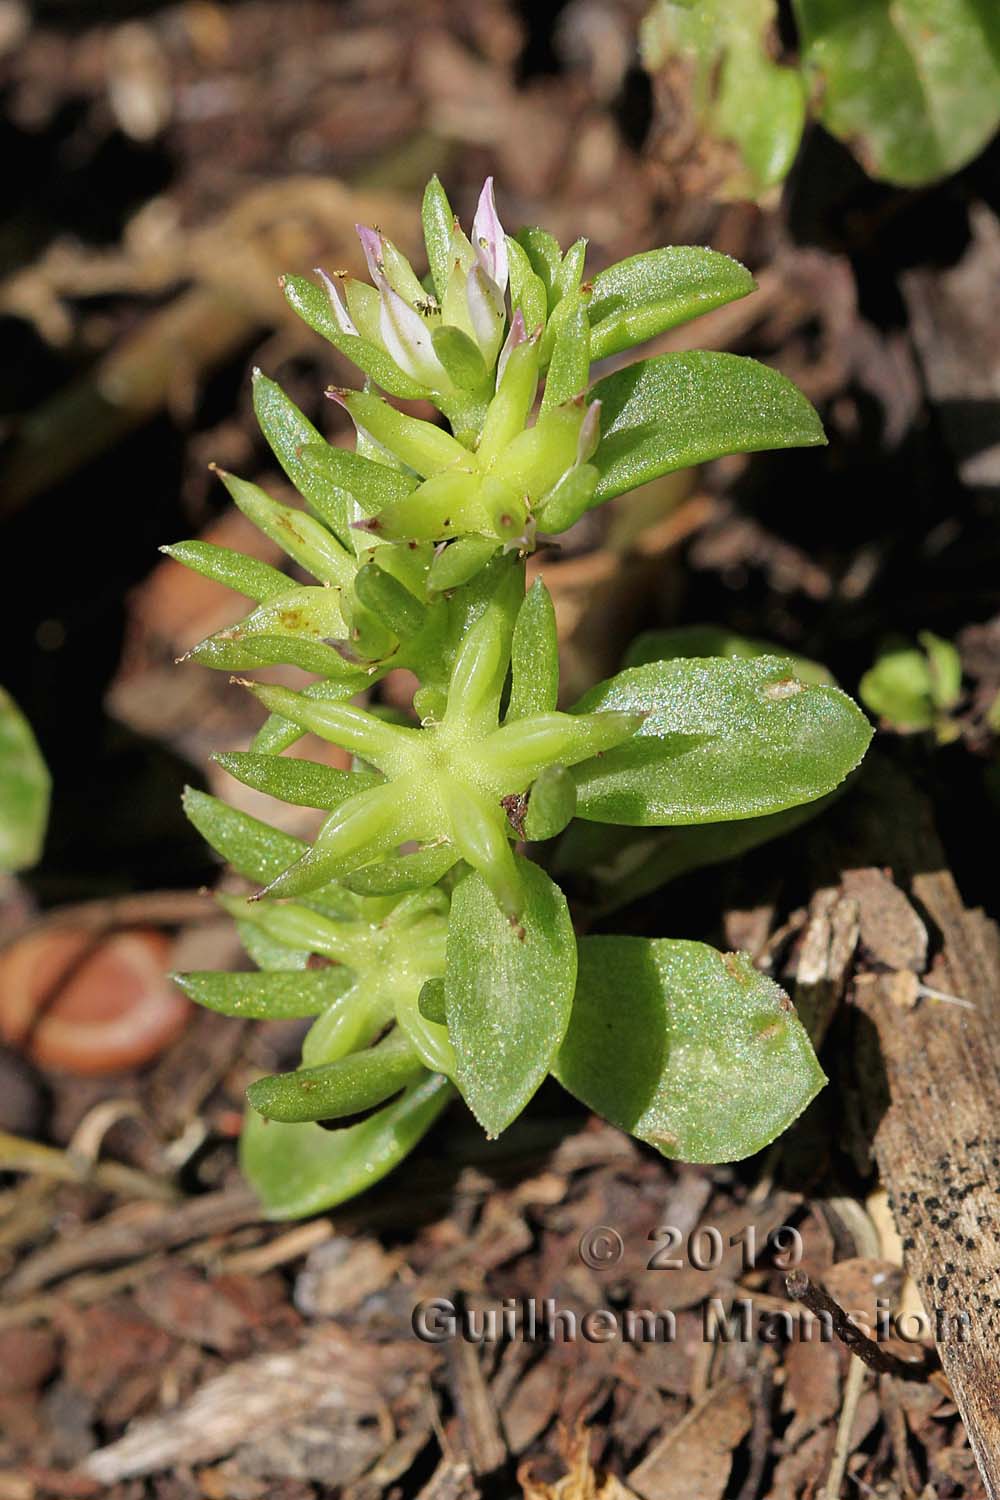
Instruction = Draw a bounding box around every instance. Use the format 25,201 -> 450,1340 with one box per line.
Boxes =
168,178 -> 872,1218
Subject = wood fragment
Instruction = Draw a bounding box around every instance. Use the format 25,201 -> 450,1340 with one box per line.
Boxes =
4,1183 -> 261,1295
79,1325 -> 398,1483
446,1336 -> 507,1477
628,1379 -> 753,1500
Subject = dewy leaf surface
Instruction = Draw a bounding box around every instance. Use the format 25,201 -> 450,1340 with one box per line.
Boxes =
589,351 -> 825,505
588,247 -> 755,360
444,855 -> 576,1136
554,937 -> 826,1161
571,656 -> 872,825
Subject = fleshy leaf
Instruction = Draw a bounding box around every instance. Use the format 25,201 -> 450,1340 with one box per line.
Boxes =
625,626 -> 834,685
341,844 -> 459,896
444,856 -> 577,1136
161,541 -> 289,602
0,688 -> 50,873
507,578 -> 559,722
860,652 -> 930,728
571,656 -> 872,824
241,1072 -> 453,1219
182,787 -> 304,883
589,351 -> 825,505
253,372 -> 414,543
588,247 -> 756,360
422,175 -> 454,301
247,1027 -> 424,1122
540,295 -> 591,413
174,968 -> 355,1019
214,751 -> 381,810
553,937 -> 826,1161
523,764 -> 577,842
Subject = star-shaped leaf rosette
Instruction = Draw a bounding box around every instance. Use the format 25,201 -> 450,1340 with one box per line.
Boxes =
166,176 -> 875,1219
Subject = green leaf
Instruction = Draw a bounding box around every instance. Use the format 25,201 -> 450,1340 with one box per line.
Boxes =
625,625 -> 835,685
354,562 -> 427,637
341,844 -> 459,896
247,1027 -> 425,1123
432,325 -> 490,393
214,470 -> 353,587
515,227 -> 563,309
507,579 -> 559,722
554,938 -> 826,1161
588,248 -> 756,360
182,787 -> 305,883
794,0 -> 1000,187
422,175 -> 454,302
641,0 -> 806,198
571,656 -> 872,824
214,752 -> 381,810
859,641 -> 936,730
0,688 -> 50,873
174,967 -> 355,1019
160,541 -> 289,602
919,631 -> 962,712
251,678 -> 370,756
590,351 -> 826,505
427,537 -> 499,593
241,1072 -> 453,1219
540,296 -> 591,413
555,237 -> 588,304
507,238 -> 548,336
236,919 -> 311,972
536,463 -> 599,534
524,764 -> 577,842
444,855 -> 577,1136
418,977 -> 447,1024
252,372 -> 414,543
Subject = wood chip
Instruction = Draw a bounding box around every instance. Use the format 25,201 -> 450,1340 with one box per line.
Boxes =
628,1379 -> 753,1500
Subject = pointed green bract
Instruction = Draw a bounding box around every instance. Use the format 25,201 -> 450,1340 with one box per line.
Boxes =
507,579 -> 558,722
214,751 -> 381,810
161,541 -> 289,602
173,968 -> 355,1019
554,938 -> 826,1161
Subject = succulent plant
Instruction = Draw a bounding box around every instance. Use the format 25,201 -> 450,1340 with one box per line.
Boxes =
167,176 -> 872,1218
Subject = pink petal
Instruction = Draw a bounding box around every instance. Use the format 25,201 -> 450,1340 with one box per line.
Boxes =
495,307 -> 527,387
355,223 -> 386,283
315,268 -> 359,337
471,177 -> 508,294
379,281 -> 448,387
